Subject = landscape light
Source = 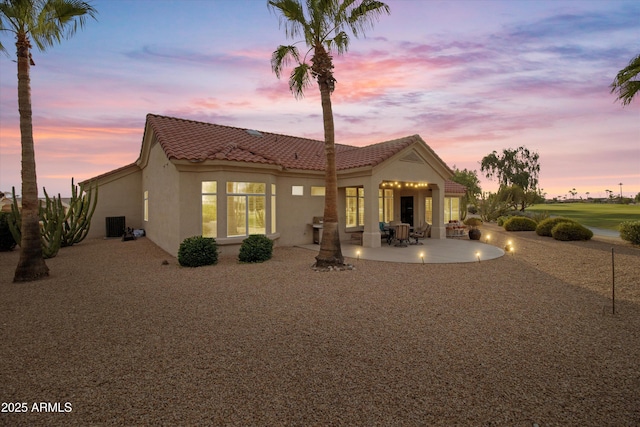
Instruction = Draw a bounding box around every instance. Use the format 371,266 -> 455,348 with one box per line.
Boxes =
485,234 -> 491,243
505,240 -> 514,255
476,251 -> 481,262
356,250 -> 360,261
419,252 -> 425,264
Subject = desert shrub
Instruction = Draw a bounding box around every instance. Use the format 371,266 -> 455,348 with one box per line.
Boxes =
0,212 -> 17,251
619,221 -> 640,245
536,217 -> 575,237
476,192 -> 512,222
503,216 -> 537,231
238,234 -> 273,263
530,210 -> 550,223
178,236 -> 218,267
551,222 -> 593,241
463,217 -> 482,227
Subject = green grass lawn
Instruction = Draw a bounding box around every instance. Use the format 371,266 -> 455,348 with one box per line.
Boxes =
527,203 -> 640,231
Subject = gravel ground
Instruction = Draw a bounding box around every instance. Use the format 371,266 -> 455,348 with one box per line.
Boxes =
1,224 -> 639,426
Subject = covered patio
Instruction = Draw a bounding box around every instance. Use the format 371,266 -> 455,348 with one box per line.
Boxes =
300,238 -> 505,264
337,139 -> 467,249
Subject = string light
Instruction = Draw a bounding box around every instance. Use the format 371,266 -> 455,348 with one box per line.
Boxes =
380,181 -> 429,188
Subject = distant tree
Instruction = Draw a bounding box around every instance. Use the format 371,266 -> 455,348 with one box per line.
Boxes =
451,167 -> 481,199
635,192 -> 640,203
0,0 -> 97,282
569,188 -> 577,200
480,146 -> 540,207
611,53 -> 640,106
269,0 -> 390,268
498,184 -> 524,211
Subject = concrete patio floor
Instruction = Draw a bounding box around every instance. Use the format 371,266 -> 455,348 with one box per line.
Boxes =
298,237 -> 505,264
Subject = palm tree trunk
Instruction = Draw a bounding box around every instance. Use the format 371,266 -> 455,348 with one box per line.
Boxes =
315,78 -> 344,268
13,33 -> 49,282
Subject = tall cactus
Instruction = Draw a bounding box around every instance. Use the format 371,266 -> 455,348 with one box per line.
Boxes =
60,178 -> 98,247
7,178 -> 98,258
40,187 -> 64,258
8,186 -> 63,258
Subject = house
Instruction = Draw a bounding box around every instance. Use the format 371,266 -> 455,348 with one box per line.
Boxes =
82,114 -> 466,256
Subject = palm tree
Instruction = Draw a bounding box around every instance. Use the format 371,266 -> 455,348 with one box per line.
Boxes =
611,53 -> 640,106
0,0 -> 97,282
268,0 -> 390,268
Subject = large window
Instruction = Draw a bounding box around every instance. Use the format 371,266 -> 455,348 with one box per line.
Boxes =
445,197 -> 460,222
346,187 -> 364,228
202,181 -> 217,238
379,188 -> 394,222
425,197 -> 461,223
227,182 -> 266,237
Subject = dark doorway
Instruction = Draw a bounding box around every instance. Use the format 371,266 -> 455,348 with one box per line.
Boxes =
401,196 -> 414,225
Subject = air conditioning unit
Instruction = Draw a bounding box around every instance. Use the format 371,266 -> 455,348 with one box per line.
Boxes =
105,216 -> 125,238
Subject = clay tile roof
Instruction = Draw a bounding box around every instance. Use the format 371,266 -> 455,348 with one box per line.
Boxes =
146,114 -> 421,171
147,114 -> 335,170
445,180 -> 467,194
336,135 -> 418,169
86,115 -> 467,192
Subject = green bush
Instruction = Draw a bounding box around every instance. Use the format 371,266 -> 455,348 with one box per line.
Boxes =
551,222 -> 593,241
0,212 -> 17,251
503,216 -> 537,231
536,217 -> 575,237
619,221 -> 640,245
238,234 -> 273,263
178,236 -> 218,267
463,217 -> 483,227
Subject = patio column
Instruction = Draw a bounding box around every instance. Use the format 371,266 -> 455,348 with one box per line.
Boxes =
431,184 -> 445,239
362,178 -> 381,248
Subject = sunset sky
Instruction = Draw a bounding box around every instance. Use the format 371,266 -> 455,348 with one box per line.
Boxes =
1,0 -> 638,199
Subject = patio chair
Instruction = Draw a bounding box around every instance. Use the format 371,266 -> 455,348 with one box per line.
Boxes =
379,222 -> 390,243
410,223 -> 431,245
394,223 -> 410,247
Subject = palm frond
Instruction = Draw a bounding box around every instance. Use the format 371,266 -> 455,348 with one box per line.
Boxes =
611,53 -> 640,106
271,44 -> 301,78
32,0 -> 97,51
328,30 -> 349,55
347,0 -> 390,37
289,62 -> 313,99
268,0 -> 306,40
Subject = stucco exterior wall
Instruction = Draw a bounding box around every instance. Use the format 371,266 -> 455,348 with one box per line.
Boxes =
274,173 -> 326,246
142,142 -> 181,255
84,167 -> 142,239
